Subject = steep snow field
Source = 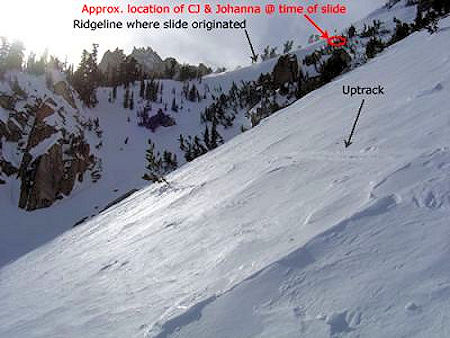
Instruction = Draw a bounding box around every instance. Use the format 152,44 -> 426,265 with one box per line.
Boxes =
1,16 -> 449,337
0,1 -> 414,267
0,33 -> 321,267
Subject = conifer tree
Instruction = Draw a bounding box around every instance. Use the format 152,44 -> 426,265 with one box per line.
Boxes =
124,87 -> 129,109
0,37 -> 9,77
162,151 -> 177,172
348,25 -> 356,38
283,40 -> 294,54
171,97 -> 178,112
188,84 -> 198,102
203,124 -> 211,149
72,44 -> 101,107
210,119 -> 223,149
142,141 -> 172,184
35,49 -> 48,75
5,40 -> 25,70
129,91 -> 134,110
140,79 -> 145,98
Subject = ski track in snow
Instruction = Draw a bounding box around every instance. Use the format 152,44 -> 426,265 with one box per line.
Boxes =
1,9 -> 450,338
0,0 -> 420,267
147,150 -> 450,338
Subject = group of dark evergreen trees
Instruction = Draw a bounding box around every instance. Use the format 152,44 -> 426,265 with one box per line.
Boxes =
0,39 -> 25,78
72,44 -> 102,107
363,1 -> 449,60
71,43 -> 140,108
142,140 -> 177,183
72,45 -> 215,107
0,38 -> 69,80
4,0 -> 449,186
172,1 -> 449,169
251,40 -> 298,63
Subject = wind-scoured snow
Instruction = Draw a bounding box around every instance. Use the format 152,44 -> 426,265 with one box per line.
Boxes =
0,0 -> 416,267
1,16 -> 449,337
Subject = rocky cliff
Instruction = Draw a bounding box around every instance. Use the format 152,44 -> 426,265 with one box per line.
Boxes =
98,47 -> 212,81
0,71 -> 99,210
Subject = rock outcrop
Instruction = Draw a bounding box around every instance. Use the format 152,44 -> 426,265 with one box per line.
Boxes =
99,47 -> 212,81
1,72 -> 98,211
18,139 -> 93,210
53,81 -> 76,108
271,54 -> 299,89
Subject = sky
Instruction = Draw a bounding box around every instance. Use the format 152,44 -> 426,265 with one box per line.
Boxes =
0,0 -> 385,69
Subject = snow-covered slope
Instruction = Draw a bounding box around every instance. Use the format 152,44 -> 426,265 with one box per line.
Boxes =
0,0 -> 418,267
1,15 -> 449,337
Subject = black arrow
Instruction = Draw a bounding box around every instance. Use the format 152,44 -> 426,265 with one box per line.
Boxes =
344,99 -> 365,148
244,29 -> 258,63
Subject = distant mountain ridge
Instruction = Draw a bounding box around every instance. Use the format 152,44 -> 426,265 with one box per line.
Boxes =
98,46 -> 213,82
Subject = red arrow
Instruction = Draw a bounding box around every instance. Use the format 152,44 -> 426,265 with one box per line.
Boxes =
304,14 -> 329,40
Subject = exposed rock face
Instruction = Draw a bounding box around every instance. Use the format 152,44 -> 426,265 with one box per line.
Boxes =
53,81 -> 76,109
19,144 -> 64,210
271,54 -> 299,88
0,95 -> 15,110
5,119 -> 22,142
18,140 -> 93,210
98,48 -> 127,74
336,49 -> 352,65
99,47 -> 166,79
99,47 -> 212,81
130,47 -> 164,75
0,158 -> 17,176
249,54 -> 300,127
1,72 -> 98,211
27,102 -> 58,150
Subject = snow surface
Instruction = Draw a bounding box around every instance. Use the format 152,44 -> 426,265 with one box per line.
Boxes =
0,32 -> 322,266
1,15 -> 450,337
0,0 -> 415,267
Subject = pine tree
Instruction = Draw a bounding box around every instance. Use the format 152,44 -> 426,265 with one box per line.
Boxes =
65,63 -> 74,84
261,46 -> 270,61
124,87 -> 129,109
192,136 -> 207,158
210,119 -> 223,149
269,47 -> 278,59
140,79 -> 145,98
188,84 -> 198,102
142,141 -> 170,184
0,37 -> 9,77
35,49 -> 48,75
72,44 -> 101,107
154,81 -> 160,101
4,40 -> 25,70
171,97 -> 178,112
366,37 -> 385,59
348,25 -> 356,38
129,91 -> 134,110
26,52 -> 36,73
162,151 -> 177,172
283,40 -> 294,54
390,20 -> 411,44
203,124 -> 211,149
178,134 -> 187,151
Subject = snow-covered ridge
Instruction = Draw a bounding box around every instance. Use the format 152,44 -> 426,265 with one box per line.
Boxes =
1,14 -> 449,337
0,0 -> 421,269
